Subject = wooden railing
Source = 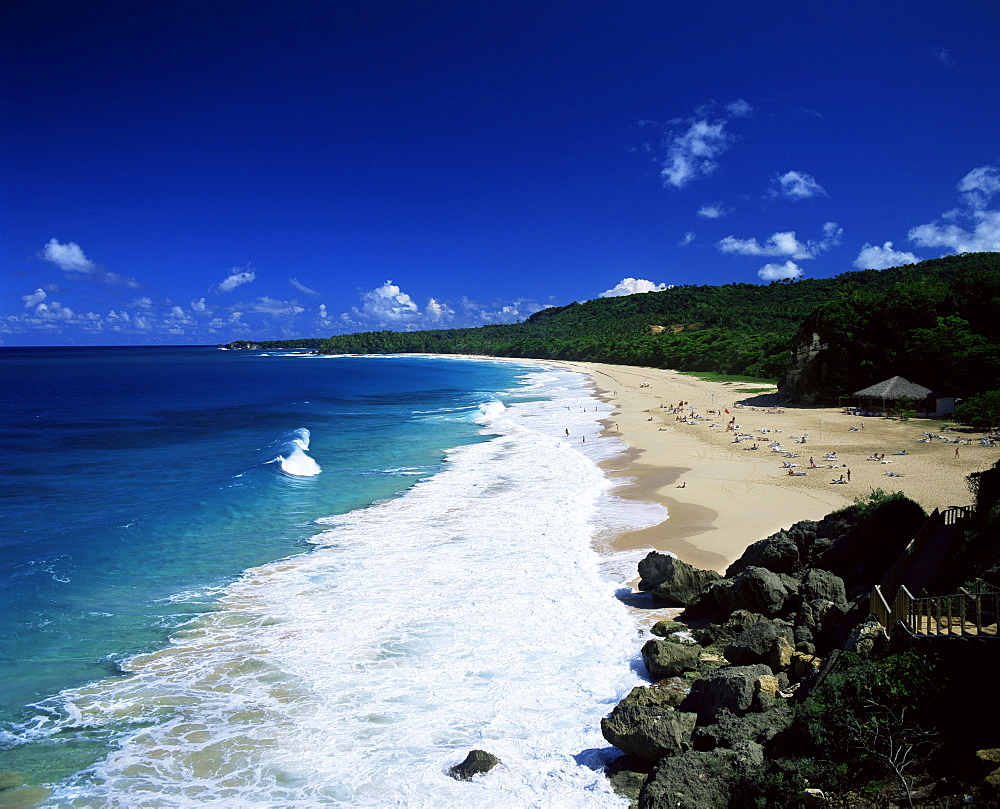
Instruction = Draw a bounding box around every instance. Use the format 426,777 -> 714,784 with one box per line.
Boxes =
870,580 -> 999,638
942,505 -> 973,526
877,505 -> 973,604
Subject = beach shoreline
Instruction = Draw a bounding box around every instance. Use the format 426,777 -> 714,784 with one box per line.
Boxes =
553,361 -> 994,573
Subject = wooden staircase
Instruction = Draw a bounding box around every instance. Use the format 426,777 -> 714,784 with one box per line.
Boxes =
868,506 -> 999,639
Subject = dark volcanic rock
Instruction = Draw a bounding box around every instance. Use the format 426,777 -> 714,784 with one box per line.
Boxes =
798,597 -> 852,650
638,750 -> 730,809
723,622 -> 794,667
688,566 -> 795,620
638,551 -> 722,606
800,568 -> 847,606
694,610 -> 768,647
843,617 -> 888,658
605,755 -> 652,806
601,692 -> 698,763
691,705 -> 794,752
641,639 -> 702,679
649,619 -> 688,638
449,749 -> 501,780
793,624 -> 816,654
638,745 -> 763,809
726,532 -> 802,577
680,664 -> 774,724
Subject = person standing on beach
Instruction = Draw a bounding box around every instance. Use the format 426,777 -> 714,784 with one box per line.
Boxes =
846,468 -> 850,482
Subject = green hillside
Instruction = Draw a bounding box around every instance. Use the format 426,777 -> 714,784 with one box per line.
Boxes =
225,252 -> 1000,403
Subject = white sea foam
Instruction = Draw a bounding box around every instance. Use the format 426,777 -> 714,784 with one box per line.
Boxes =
274,428 -> 322,477
40,368 -> 665,807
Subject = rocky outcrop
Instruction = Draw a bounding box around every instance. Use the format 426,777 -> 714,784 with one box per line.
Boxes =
722,621 -> 795,667
637,749 -> 734,809
448,750 -> 501,780
641,638 -> 702,678
800,568 -> 847,606
843,617 -> 888,658
603,497 -> 953,806
691,704 -> 793,752
689,566 -> 796,620
680,663 -> 775,724
638,552 -> 721,606
601,688 -> 697,762
638,743 -> 765,809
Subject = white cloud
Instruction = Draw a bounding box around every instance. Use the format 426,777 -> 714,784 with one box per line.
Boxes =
290,277 -> 319,295
853,241 -> 922,270
33,301 -> 76,321
599,277 -> 667,298
680,232 -> 696,246
770,170 -> 827,200
218,266 -> 256,292
660,119 -> 731,189
249,297 -> 305,318
957,165 -> 1000,210
359,280 -> 420,322
167,305 -> 196,326
649,101 -> 752,190
758,261 -> 803,281
933,46 -> 955,67
907,165 -> 1000,253
458,297 -> 543,324
42,239 -> 95,272
191,297 -> 210,313
426,298 -> 455,323
726,99 -> 754,118
718,221 -> 841,260
908,210 -> 1000,253
39,240 -> 141,288
697,203 -> 729,219
22,289 -> 46,307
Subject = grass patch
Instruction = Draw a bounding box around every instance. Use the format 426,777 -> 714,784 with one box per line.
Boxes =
678,371 -> 778,386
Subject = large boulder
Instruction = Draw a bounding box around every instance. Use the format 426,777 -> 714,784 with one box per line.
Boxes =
843,618 -> 888,658
638,746 -> 762,809
691,705 -> 793,752
638,750 -> 731,809
638,552 -> 722,606
800,568 -> 847,606
602,688 -> 698,763
680,664 -> 774,724
689,566 -> 796,620
448,749 -> 501,780
694,610 -> 768,647
726,532 -> 802,577
641,639 -> 702,679
723,622 -> 794,666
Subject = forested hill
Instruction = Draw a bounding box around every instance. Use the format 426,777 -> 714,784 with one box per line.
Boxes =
224,252 -> 1000,403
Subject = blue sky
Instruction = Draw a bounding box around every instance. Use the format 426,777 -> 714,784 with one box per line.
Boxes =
2,0 -> 998,346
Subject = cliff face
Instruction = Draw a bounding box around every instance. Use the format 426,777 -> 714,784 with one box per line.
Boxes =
778,332 -> 827,404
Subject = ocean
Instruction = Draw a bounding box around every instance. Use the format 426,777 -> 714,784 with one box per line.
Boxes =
0,346 -> 666,807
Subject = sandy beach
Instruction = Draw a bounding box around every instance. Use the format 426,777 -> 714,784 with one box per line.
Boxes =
557,362 -> 996,573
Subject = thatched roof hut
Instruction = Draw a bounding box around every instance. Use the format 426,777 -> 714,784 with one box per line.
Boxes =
853,376 -> 932,400
853,376 -> 934,414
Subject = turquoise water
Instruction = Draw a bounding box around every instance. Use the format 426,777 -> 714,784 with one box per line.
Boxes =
0,347 -> 659,806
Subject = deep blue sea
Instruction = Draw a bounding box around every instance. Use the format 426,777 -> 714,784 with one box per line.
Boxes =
0,346 -> 665,807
